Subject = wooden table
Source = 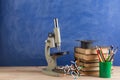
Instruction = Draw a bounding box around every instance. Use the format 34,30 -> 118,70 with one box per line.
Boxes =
0,66 -> 119,80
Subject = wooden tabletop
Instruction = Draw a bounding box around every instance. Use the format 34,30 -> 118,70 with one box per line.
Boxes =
0,66 -> 119,80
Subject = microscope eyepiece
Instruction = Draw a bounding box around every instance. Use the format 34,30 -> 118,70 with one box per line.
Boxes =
54,18 -> 59,28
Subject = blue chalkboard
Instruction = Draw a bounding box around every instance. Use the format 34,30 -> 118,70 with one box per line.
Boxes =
0,0 -> 120,66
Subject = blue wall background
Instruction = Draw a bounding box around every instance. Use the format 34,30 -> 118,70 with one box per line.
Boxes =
0,0 -> 120,66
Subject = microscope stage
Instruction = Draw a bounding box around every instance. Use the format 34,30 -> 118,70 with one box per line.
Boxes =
50,51 -> 69,57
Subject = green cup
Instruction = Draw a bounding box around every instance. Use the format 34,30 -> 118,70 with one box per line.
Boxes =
99,62 -> 112,78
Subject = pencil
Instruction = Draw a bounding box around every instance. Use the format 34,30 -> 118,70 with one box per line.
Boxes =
99,48 -> 106,62
96,49 -> 103,62
109,53 -> 114,62
109,48 -> 118,61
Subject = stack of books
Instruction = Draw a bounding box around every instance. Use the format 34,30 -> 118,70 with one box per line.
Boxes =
74,47 -> 110,76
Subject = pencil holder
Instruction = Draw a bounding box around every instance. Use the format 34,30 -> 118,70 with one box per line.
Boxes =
99,62 -> 112,78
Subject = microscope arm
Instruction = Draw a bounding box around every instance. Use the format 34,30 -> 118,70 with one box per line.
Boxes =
45,47 -> 57,71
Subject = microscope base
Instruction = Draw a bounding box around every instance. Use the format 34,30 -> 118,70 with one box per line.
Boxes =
42,68 -> 64,77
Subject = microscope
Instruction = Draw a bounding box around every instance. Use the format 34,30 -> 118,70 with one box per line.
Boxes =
42,18 -> 69,76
